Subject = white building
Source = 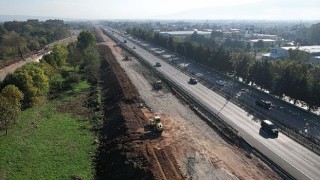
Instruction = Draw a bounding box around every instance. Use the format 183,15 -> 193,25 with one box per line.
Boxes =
263,45 -> 320,63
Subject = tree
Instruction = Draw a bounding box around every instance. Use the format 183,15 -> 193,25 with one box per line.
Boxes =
77,30 -> 96,50
0,85 -> 23,134
81,46 -> 100,85
52,44 -> 68,67
253,40 -> 265,49
232,52 -> 254,81
0,31 -> 28,59
288,48 -> 310,62
307,23 -> 320,45
67,42 -> 83,69
248,60 -> 273,90
2,63 -> 49,107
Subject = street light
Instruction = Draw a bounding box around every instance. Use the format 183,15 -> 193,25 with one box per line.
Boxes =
181,43 -> 186,69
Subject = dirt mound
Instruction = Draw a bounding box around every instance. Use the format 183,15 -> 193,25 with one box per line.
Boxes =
94,42 -> 182,179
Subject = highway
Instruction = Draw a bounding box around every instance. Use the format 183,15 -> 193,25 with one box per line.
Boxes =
104,27 -> 320,180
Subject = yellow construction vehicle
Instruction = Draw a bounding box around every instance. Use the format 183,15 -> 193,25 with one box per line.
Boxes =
150,115 -> 164,132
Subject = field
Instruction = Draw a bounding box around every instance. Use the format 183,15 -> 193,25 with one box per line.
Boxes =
0,81 -> 96,180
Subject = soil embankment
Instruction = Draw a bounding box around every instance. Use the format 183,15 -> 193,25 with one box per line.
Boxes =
95,41 -> 182,179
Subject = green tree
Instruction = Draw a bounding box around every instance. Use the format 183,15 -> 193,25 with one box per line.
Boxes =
288,48 -> 310,62
0,31 -> 28,59
232,52 -> 254,81
81,46 -> 100,84
67,42 -> 83,69
77,30 -> 96,50
52,44 -> 68,67
249,60 -> 273,90
2,63 -> 49,107
0,85 -> 23,134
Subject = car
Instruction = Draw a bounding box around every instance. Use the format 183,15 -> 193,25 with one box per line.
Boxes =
215,80 -> 225,86
261,120 -> 279,137
189,77 -> 198,84
255,100 -> 272,109
240,88 -> 248,92
132,46 -> 136,49
155,62 -> 161,67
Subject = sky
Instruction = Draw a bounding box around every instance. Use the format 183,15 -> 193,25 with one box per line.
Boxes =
0,0 -> 320,20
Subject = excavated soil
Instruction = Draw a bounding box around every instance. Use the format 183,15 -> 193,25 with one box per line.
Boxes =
94,42 -> 182,179
94,28 -> 281,180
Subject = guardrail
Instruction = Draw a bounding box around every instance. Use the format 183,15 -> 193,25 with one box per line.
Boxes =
103,28 -> 238,133
103,28 -> 296,179
110,30 -> 320,155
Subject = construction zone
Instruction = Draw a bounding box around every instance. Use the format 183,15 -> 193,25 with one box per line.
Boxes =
94,28 -> 281,180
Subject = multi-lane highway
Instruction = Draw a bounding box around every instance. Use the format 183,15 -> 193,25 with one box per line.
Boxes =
103,27 -> 320,179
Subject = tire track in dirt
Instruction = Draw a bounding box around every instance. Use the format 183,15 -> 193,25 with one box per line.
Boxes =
95,27 -> 183,180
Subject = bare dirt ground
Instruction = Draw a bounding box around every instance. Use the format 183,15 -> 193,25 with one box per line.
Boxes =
94,28 -> 281,180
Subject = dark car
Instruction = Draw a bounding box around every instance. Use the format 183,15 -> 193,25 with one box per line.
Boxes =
261,120 -> 279,137
255,100 -> 272,109
189,77 -> 197,84
155,62 -> 161,67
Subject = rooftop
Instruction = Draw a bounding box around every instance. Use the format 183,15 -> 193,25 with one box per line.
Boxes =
160,31 -> 211,36
281,46 -> 320,53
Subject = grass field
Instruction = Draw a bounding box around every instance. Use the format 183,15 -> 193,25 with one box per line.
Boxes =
0,81 -> 96,180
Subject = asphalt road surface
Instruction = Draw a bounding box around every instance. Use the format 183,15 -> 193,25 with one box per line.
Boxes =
104,27 -> 320,180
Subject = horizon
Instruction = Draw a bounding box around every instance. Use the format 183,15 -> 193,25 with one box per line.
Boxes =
0,0 -> 320,21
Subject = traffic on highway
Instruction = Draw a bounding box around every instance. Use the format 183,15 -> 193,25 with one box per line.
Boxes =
104,27 -> 320,180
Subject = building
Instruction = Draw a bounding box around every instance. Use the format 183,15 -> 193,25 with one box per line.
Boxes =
160,30 -> 212,38
263,45 -> 320,63
249,39 -> 276,47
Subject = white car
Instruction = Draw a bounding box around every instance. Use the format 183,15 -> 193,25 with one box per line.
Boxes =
215,80 -> 225,86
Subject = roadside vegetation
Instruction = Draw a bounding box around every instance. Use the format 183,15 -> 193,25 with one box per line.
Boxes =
0,29 -> 102,179
126,26 -> 320,110
0,20 -> 70,68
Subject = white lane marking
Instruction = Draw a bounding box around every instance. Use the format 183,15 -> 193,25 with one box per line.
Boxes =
294,152 -> 315,166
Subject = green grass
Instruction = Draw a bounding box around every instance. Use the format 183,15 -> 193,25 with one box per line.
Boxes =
0,88 -> 96,180
73,81 -> 91,94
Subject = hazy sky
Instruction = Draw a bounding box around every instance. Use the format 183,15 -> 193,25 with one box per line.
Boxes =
0,0 -> 320,20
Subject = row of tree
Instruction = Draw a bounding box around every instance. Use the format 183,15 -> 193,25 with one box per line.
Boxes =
126,27 -> 320,109
0,20 -> 70,63
0,30 -> 98,134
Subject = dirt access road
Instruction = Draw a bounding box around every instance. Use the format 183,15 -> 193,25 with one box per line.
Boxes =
95,28 -> 281,180
0,35 -> 77,81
